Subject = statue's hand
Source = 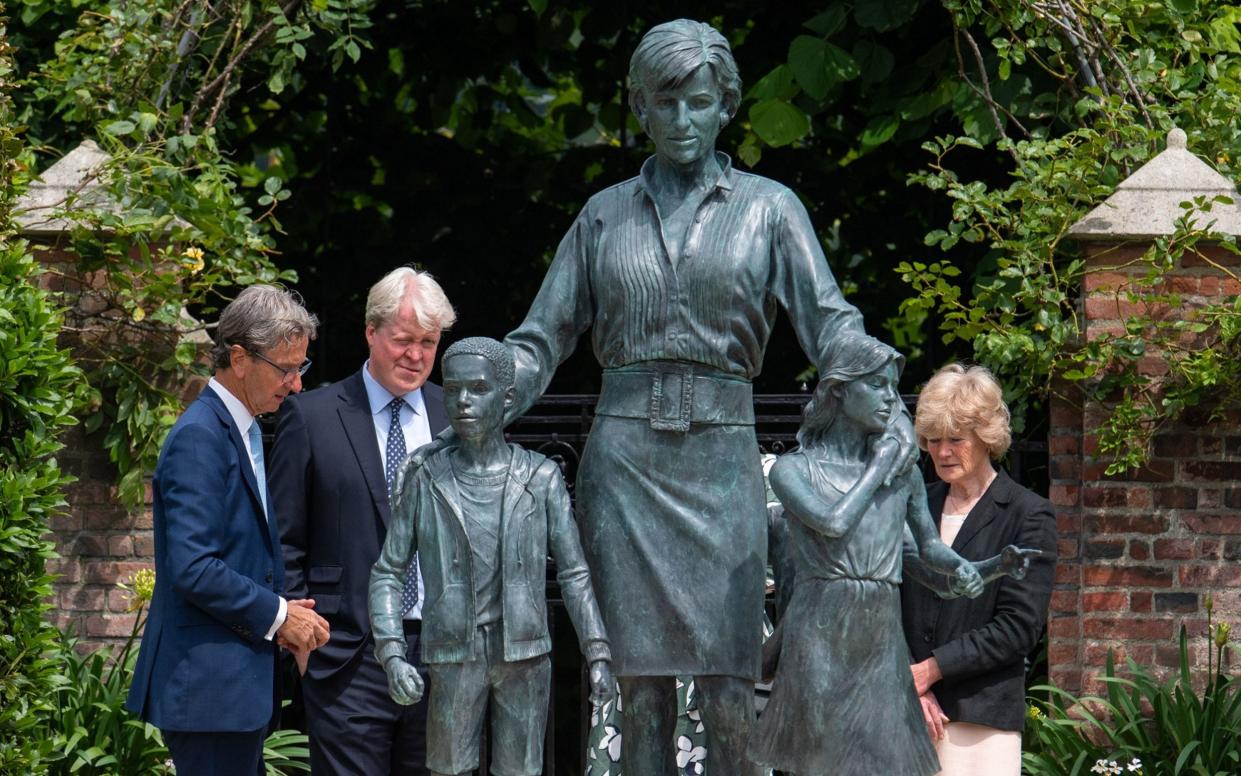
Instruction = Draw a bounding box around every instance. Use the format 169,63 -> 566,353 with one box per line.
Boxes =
882,412 -> 919,487
999,545 -> 1042,581
588,660 -> 616,707
951,561 -> 984,599
384,657 -> 424,705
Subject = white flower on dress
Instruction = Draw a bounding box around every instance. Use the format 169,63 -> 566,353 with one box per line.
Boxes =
598,725 -> 622,762
676,735 -> 707,774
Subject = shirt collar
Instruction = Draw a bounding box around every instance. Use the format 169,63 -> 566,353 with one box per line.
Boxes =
634,151 -> 736,200
207,377 -> 257,436
362,359 -> 426,418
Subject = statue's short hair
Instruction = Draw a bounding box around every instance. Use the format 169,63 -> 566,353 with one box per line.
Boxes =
628,19 -> 742,127
211,285 -> 318,369
443,337 -> 515,389
365,266 -> 457,332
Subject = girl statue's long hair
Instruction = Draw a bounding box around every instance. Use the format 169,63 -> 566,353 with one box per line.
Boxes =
797,332 -> 904,449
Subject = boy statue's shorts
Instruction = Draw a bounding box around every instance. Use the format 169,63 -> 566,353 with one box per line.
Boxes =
425,622 -> 551,776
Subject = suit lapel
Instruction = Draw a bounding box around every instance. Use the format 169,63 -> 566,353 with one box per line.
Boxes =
198,385 -> 272,551
422,382 -> 449,436
337,371 -> 393,527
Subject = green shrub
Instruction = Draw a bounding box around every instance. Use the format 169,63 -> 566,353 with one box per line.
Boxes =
39,573 -> 310,776
1024,623 -> 1241,776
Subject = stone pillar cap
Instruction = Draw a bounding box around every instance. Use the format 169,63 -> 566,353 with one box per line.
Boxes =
1067,128 -> 1241,241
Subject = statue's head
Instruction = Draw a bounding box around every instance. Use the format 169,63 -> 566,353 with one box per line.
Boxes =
628,19 -> 742,149
442,337 -> 516,438
798,333 -> 905,447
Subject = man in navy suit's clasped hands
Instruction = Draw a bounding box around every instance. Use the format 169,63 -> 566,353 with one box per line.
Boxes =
126,285 -> 330,776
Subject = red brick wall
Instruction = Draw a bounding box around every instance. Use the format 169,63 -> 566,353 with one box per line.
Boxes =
36,241 -> 198,653
1048,243 -> 1241,694
51,424 -> 153,650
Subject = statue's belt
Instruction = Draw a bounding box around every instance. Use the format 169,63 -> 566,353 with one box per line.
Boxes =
597,364 -> 754,432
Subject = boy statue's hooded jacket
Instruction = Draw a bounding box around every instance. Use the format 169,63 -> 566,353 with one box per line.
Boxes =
371,444 -> 611,667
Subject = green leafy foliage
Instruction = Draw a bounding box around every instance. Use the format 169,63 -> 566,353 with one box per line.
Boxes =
12,0 -> 377,504
892,0 -> 1241,469
40,589 -> 310,775
1024,621 -> 1241,776
0,4 -> 85,771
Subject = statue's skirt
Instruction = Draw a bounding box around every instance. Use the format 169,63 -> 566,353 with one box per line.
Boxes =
749,577 -> 940,775
575,414 -> 766,679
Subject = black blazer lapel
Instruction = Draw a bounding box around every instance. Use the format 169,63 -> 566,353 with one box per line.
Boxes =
337,371 -> 393,527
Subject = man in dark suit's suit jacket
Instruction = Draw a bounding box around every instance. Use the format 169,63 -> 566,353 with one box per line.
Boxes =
268,267 -> 455,775
126,285 -> 329,776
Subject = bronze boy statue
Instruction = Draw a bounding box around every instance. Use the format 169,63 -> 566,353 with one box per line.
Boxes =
369,337 -> 614,776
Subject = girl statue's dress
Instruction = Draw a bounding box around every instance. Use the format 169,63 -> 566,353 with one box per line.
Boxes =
748,451 -> 941,776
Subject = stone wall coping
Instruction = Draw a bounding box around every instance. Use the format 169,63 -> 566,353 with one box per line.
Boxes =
1068,128 -> 1241,241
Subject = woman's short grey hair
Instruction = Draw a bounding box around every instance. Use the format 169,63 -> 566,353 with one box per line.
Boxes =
211,285 -> 318,369
443,337 -> 515,390
914,363 -> 1012,460
628,19 -> 742,127
365,267 -> 457,332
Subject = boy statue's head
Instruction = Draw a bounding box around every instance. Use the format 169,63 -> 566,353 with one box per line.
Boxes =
441,337 -> 516,439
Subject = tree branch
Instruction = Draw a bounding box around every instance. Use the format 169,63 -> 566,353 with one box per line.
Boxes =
181,0 -> 303,132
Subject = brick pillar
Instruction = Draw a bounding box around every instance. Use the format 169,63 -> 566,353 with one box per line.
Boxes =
1047,243 -> 1241,694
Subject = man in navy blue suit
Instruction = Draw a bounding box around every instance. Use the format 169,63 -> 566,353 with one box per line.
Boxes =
268,267 -> 455,775
126,284 -> 331,776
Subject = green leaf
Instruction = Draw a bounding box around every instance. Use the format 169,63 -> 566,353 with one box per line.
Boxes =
788,36 -> 860,101
746,65 -> 799,102
854,0 -> 921,32
788,36 -> 832,101
803,7 -> 848,37
853,40 -> 895,85
749,98 -> 811,148
1168,0 -> 1197,12
528,0 -> 548,17
737,132 -> 763,167
103,120 -> 136,136
860,114 -> 900,148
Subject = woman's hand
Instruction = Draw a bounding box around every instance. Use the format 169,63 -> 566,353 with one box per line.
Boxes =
920,691 -> 949,742
910,656 -> 943,696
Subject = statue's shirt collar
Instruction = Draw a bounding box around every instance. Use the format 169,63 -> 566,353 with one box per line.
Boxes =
635,152 -> 736,201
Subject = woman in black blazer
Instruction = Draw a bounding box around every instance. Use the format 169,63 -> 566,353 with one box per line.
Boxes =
900,364 -> 1057,776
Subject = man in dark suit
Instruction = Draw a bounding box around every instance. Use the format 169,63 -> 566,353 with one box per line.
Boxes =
126,285 -> 330,776
268,267 -> 456,775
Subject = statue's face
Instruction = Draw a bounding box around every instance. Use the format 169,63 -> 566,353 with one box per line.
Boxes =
839,361 -> 900,435
642,63 -> 726,168
443,353 -> 511,439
